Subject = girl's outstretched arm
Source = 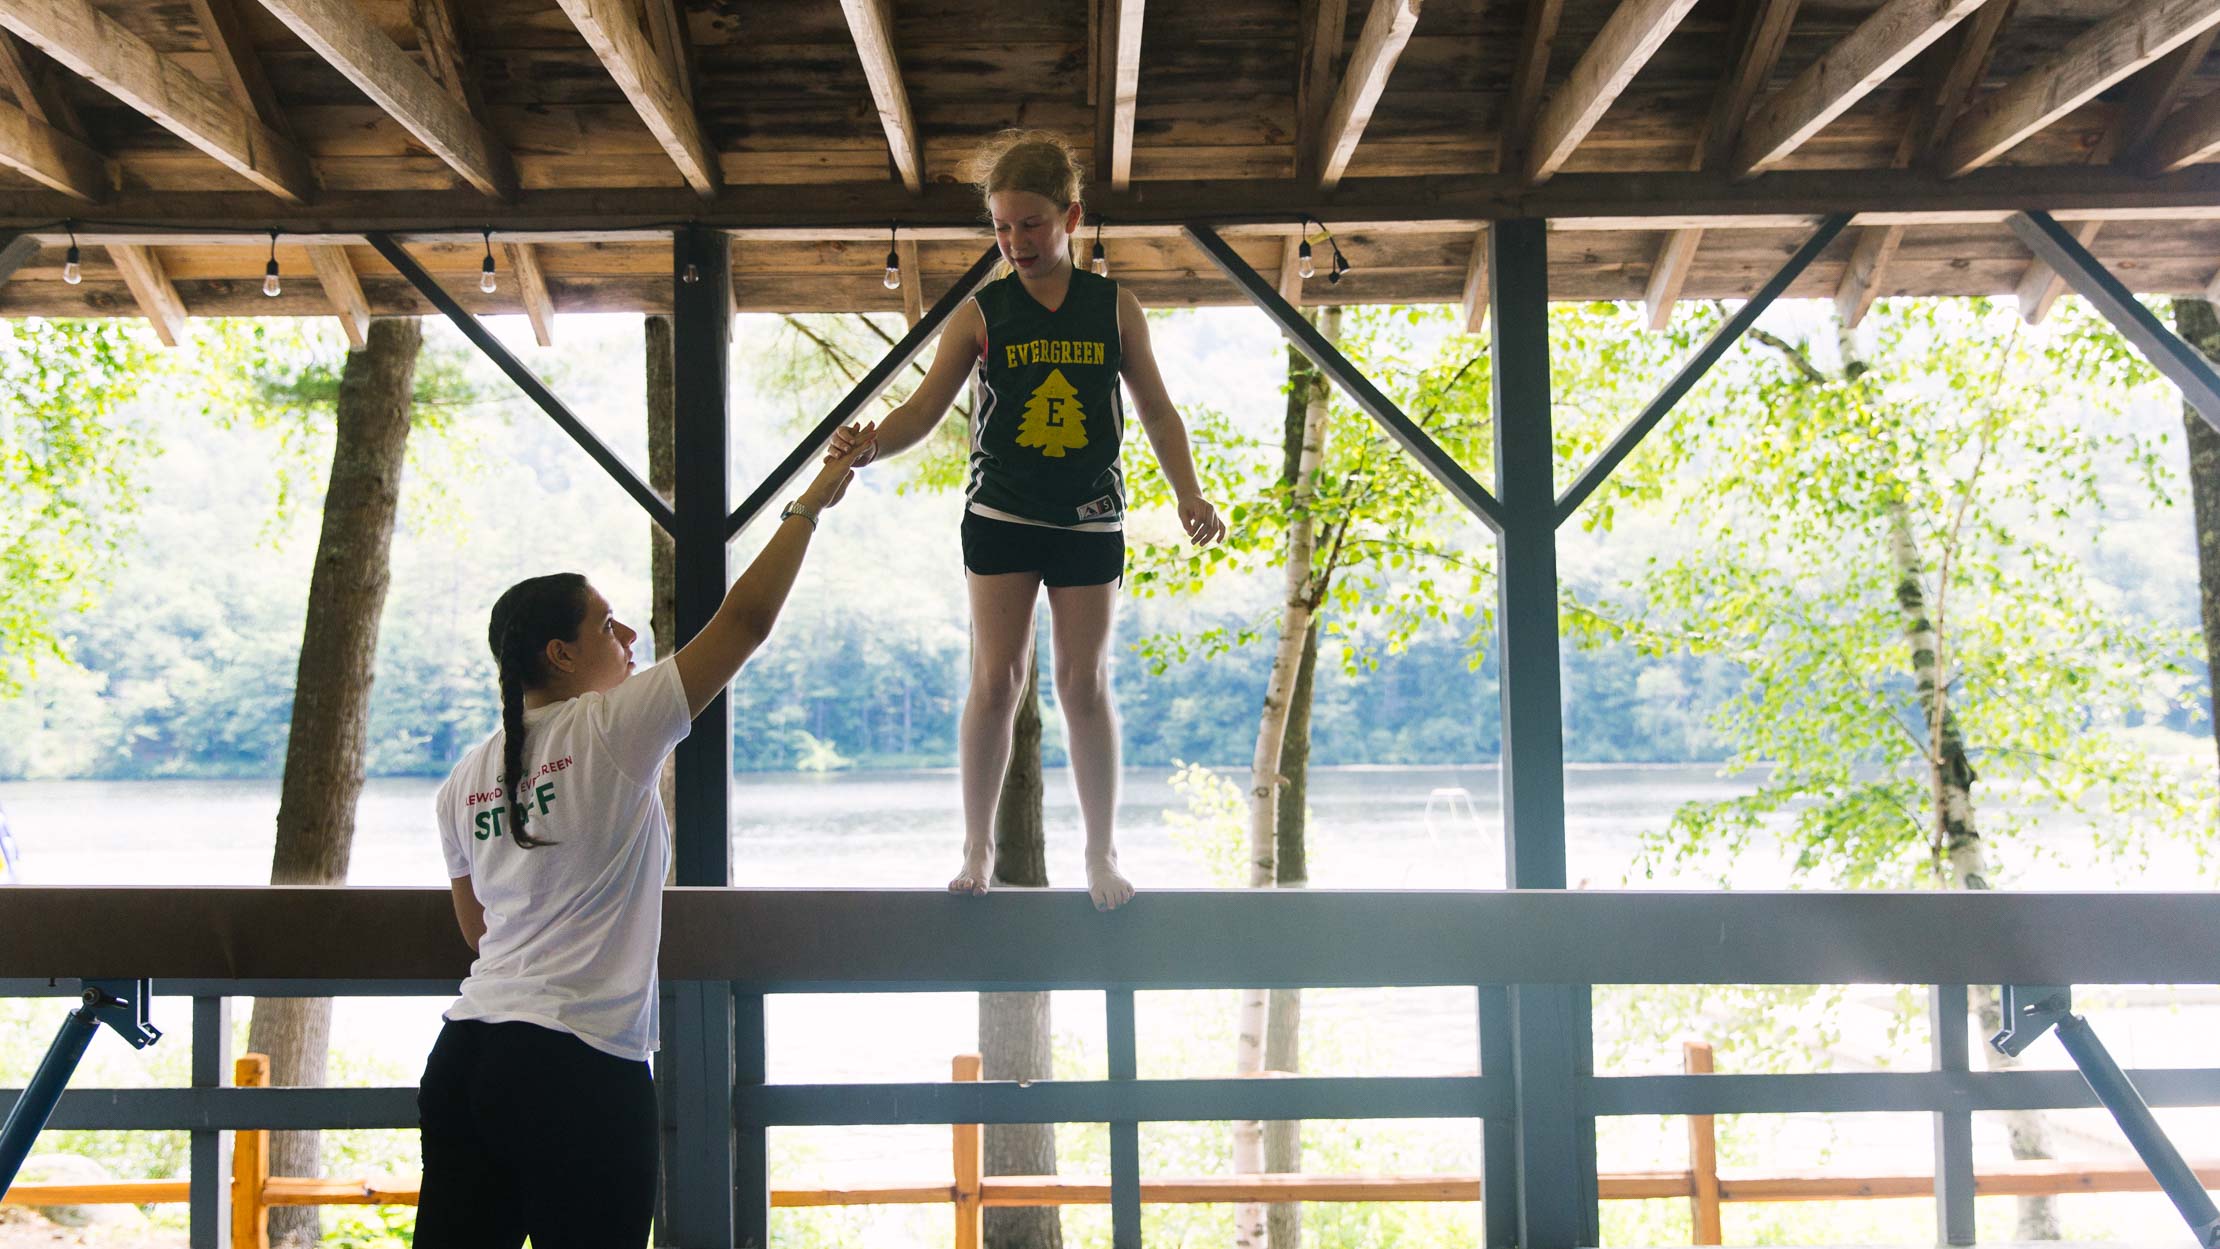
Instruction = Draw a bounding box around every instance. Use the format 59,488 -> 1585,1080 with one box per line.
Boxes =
674,438 -> 873,716
827,300 -> 986,465
1118,287 -> 1226,546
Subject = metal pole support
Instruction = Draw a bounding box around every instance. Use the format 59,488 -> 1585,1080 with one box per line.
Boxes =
0,978 -> 160,1197
1990,984 -> 2220,1248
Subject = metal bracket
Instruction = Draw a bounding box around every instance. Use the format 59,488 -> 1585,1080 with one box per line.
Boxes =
84,978 -> 161,1049
1988,983 -> 2070,1057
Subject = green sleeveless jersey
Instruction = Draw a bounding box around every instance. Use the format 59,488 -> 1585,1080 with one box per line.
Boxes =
967,269 -> 1126,527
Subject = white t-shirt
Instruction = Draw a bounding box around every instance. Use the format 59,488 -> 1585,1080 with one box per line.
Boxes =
435,659 -> 691,1061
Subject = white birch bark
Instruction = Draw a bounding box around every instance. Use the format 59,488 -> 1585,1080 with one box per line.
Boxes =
1235,308 -> 1336,1249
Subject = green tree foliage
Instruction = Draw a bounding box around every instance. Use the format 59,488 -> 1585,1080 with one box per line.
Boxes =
0,319 -> 159,692
1593,297 -> 2213,888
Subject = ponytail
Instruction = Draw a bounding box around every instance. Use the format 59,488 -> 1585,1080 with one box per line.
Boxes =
486,573 -> 589,850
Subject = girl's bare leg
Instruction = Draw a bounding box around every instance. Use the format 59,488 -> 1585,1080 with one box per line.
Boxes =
955,570 -> 1044,894
1046,580 -> 1131,910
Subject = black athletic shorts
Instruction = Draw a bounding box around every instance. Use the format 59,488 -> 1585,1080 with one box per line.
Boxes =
961,510 -> 1125,587
415,1017 -> 658,1249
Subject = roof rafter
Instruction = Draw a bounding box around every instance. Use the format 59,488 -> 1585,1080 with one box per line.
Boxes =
306,243 -> 369,348
1102,0 -> 1144,191
1318,0 -> 1425,192
189,0 -> 289,137
555,0 -> 720,198
501,240 -> 554,347
0,30 -> 76,132
254,0 -> 517,200
897,237 -> 924,324
1459,227 -> 1488,332
0,94 -> 106,198
1735,0 -> 1989,177
1649,0 -> 1801,327
1497,0 -> 1563,174
2139,30 -> 2220,175
0,0 -> 313,201
1527,0 -> 1703,183
1941,0 -> 2220,177
108,242 -> 186,346
839,0 -> 923,193
1283,0 -> 1349,296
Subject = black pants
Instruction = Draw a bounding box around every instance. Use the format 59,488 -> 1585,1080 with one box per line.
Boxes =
415,1018 -> 658,1249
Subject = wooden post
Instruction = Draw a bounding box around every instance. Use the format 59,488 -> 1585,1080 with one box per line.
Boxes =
1683,1041 -> 1722,1245
232,1053 -> 271,1249
952,1053 -> 983,1249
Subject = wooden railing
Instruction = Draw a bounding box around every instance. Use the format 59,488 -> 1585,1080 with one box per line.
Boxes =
7,1044 -> 2219,1248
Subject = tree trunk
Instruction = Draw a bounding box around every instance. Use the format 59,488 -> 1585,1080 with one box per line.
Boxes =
982,646 -> 1061,1249
1265,619 -> 1319,1249
1888,499 -> 2058,1239
2170,299 -> 2220,775
248,317 -> 424,1247
646,316 -> 679,834
1237,309 -> 1334,1249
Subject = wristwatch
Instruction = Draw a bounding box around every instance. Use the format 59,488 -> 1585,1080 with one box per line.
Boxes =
778,499 -> 820,529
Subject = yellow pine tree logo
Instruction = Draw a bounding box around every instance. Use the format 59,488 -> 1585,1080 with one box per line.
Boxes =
1015,368 -> 1087,458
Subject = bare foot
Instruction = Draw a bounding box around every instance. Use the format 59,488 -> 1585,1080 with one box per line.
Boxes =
1086,854 -> 1135,911
949,843 -> 994,896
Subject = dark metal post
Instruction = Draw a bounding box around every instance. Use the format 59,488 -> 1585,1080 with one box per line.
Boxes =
190,995 -> 232,1249
1490,218 -> 1598,1248
1930,984 -> 1975,1246
735,990 -> 770,1249
665,224 -> 737,1247
1107,989 -> 1141,1249
1478,983 -> 1518,1248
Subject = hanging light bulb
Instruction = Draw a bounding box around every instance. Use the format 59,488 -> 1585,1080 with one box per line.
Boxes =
1327,245 -> 1350,286
62,224 -> 80,285
1297,238 -> 1315,280
882,224 -> 902,291
263,230 -> 281,297
681,261 -> 701,285
479,227 -> 498,294
1090,219 -> 1108,276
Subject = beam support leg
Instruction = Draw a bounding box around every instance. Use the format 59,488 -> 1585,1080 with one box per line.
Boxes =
1490,218 -> 1598,1248
663,223 -> 736,1247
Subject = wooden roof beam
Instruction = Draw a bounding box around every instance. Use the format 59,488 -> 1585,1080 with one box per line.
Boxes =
1527,0 -> 1703,183
306,243 -> 369,349
1317,0 -> 1424,192
0,31 -> 78,133
896,237 -> 924,324
0,94 -> 107,198
556,0 -> 719,198
1497,0 -> 1564,174
1103,0 -> 1144,192
1834,222 -> 1902,326
1735,0 -> 1990,177
1942,0 -> 2220,177
1650,0 -> 1800,326
500,240 -> 554,347
0,0 -> 312,201
2140,30 -> 2220,175
107,243 -> 186,346
254,0 -> 517,200
839,0 -> 923,193
1458,228 -> 1488,333
190,0 -> 288,136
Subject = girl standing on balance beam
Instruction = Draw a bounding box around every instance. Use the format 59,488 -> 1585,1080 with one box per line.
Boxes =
413,441 -> 870,1248
826,130 -> 1227,911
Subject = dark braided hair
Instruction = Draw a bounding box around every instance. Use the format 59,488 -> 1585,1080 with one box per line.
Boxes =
486,572 -> 589,849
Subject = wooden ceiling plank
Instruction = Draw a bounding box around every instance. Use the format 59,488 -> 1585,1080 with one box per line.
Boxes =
0,0 -> 312,201
189,0 -> 289,136
1644,226 -> 1702,328
838,0 -> 924,193
1498,0 -> 1565,174
107,243 -> 186,346
1735,0 -> 1990,177
0,94 -> 106,198
1317,0 -> 1425,192
1458,227 -> 1487,332
1834,222 -> 1902,327
1655,0 -> 1800,326
1106,0 -> 1145,191
1941,0 -> 2220,177
554,0 -> 719,198
253,0 -> 516,200
502,241 -> 555,347
307,242 -> 369,349
1526,0 -> 1704,184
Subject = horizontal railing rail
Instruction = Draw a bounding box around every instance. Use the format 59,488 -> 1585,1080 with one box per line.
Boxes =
7,886 -> 2220,1247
